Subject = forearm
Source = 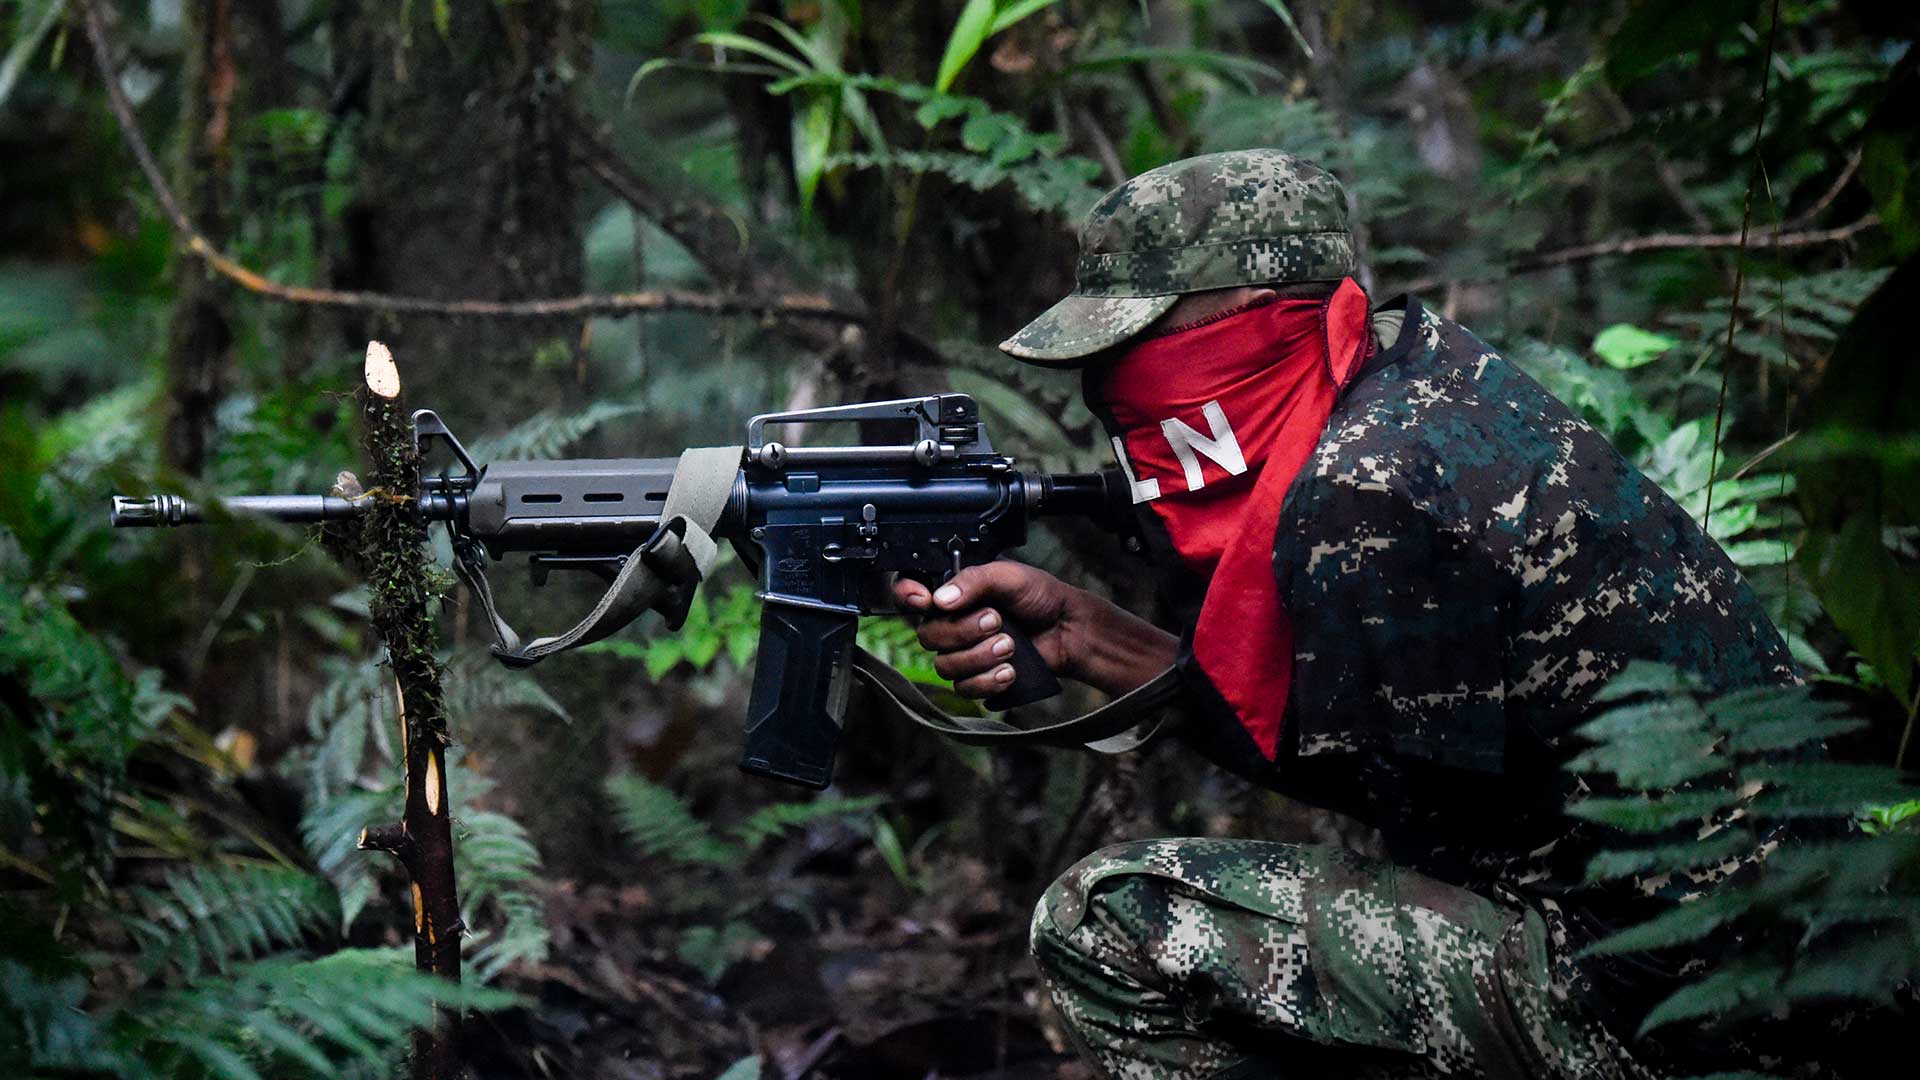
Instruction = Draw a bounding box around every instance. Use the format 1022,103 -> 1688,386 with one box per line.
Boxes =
1058,590 -> 1180,697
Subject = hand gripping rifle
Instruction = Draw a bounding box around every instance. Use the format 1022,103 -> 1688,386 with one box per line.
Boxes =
111,394 -> 1179,789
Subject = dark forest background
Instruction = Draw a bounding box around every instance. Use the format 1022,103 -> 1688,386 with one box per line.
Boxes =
3,1 -> 1917,1077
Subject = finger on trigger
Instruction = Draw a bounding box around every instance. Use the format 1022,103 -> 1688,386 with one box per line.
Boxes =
893,577 -> 931,609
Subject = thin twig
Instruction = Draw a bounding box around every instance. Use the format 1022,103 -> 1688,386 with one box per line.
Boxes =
1395,216 -> 1875,295
1785,150 -> 1861,230
75,0 -> 861,325
1705,0 -> 1782,527
1727,431 -> 1799,483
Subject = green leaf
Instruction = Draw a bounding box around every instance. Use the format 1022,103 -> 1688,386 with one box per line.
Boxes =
1637,962 -> 1779,1034
604,773 -> 741,866
988,0 -> 1059,35
792,94 -> 837,214
869,817 -> 920,893
1251,0 -> 1314,59
1583,887 -> 1757,956
1068,47 -> 1284,94
162,1031 -> 263,1080
731,794 -> 886,850
714,1055 -> 765,1080
1606,0 -> 1757,86
1722,538 -> 1796,568
1746,762 -> 1914,819
1567,790 -> 1746,833
1792,260 -> 1920,707
1568,729 -> 1724,788
694,31 -> 810,75
1582,830 -> 1755,882
934,0 -> 997,93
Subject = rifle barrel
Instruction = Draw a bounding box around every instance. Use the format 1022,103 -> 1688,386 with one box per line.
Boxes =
108,493 -> 440,528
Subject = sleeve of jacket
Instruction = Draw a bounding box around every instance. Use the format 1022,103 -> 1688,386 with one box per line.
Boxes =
1273,472 -> 1514,775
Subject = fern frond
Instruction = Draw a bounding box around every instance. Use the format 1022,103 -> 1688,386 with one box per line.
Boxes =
445,651 -> 571,723
467,402 -> 642,462
1582,888 -> 1759,956
1582,830 -> 1756,882
299,785 -> 398,933
122,864 -> 339,983
1575,662 -> 1920,1037
731,795 -> 887,849
1566,729 -> 1725,788
826,149 -> 1103,216
604,773 -> 739,866
1746,763 -> 1914,818
1567,790 -> 1746,833
455,809 -> 549,982
132,949 -> 519,1079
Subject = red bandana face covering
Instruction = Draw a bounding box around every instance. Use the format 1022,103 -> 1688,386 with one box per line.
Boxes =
1098,278 -> 1374,759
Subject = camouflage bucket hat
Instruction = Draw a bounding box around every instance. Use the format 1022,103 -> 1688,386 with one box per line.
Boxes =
1001,149 -> 1356,366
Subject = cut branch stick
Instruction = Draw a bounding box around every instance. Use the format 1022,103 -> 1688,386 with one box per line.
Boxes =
332,342 -> 466,1080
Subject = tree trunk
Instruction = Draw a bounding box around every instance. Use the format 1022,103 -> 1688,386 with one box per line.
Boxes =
329,0 -> 592,432
163,0 -> 288,476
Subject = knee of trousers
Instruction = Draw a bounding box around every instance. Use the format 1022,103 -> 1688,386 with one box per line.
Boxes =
1028,839 -> 1169,982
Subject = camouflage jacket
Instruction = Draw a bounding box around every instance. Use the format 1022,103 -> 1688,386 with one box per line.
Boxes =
1163,295 -> 1798,1032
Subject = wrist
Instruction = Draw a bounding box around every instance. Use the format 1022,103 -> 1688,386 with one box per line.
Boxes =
1058,588 -> 1179,696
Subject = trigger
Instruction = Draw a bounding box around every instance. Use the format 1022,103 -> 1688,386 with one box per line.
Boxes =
946,536 -> 965,584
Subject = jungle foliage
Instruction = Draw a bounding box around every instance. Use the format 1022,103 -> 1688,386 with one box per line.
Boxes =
2,0 -> 1917,1077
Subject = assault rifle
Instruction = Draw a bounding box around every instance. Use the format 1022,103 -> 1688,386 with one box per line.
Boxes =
111,394 -> 1136,789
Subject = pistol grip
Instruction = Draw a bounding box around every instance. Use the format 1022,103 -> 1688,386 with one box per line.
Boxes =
741,602 -> 857,789
983,623 -> 1063,711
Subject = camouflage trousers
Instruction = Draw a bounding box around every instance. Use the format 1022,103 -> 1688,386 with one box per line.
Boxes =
1030,839 -> 1652,1079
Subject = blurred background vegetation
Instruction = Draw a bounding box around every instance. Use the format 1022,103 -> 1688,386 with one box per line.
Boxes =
2,0 -> 1915,1076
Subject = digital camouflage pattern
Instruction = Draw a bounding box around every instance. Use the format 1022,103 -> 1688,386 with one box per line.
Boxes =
1038,295 -> 1799,1077
1001,150 -> 1356,364
1031,839 -> 1650,1079
1261,294 -> 1795,938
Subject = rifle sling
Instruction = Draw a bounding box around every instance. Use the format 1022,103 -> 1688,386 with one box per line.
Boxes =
459,445 -> 1183,752
455,445 -> 742,669
851,649 -> 1183,752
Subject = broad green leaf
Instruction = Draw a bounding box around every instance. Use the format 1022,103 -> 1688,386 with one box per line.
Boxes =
792,94 -> 837,214
1722,538 -> 1796,568
934,0 -> 997,93
1797,515 -> 1920,707
1792,261 -> 1920,707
